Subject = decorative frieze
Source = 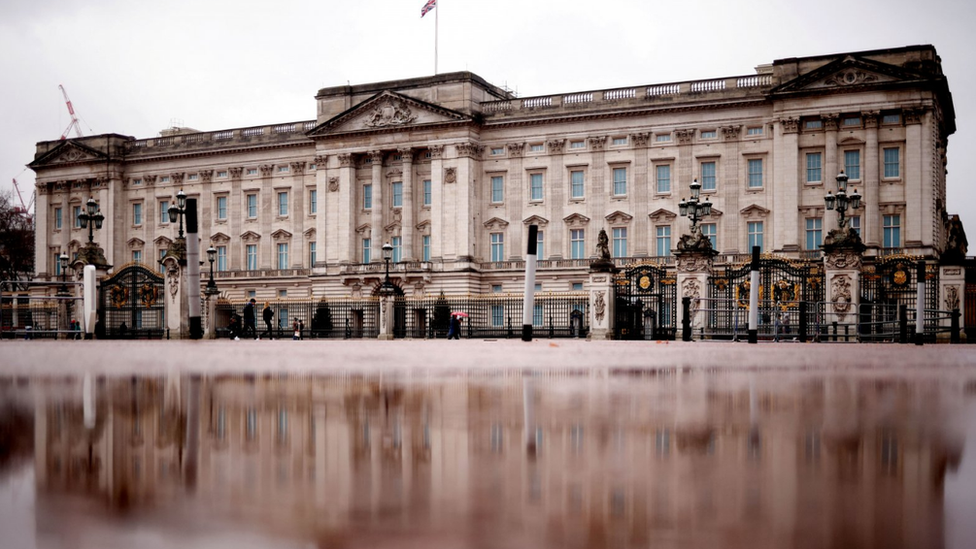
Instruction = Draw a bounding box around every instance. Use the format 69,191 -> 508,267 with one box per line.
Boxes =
455,142 -> 484,158
314,155 -> 328,167
171,172 -> 185,185
822,114 -> 839,131
903,108 -> 924,125
863,111 -> 879,129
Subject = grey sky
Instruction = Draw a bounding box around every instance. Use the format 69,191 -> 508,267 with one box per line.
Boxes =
2,0 -> 974,239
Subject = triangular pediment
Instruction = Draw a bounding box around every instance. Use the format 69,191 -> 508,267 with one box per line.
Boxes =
356,223 -> 372,234
126,237 -> 145,248
605,210 -> 633,224
483,217 -> 509,230
307,91 -> 472,137
522,215 -> 549,226
29,140 -> 108,168
240,230 -> 262,242
303,228 -> 316,238
772,55 -> 926,95
648,208 -> 677,223
740,204 -> 770,219
271,229 -> 293,240
563,213 -> 591,227
210,232 -> 230,244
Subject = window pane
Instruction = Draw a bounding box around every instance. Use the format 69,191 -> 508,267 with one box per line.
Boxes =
748,222 -> 764,252
392,236 -> 401,263
613,167 -> 627,195
392,182 -> 403,207
806,153 -> 822,183
844,151 -> 860,180
363,238 -> 371,263
278,192 -> 288,216
883,215 -> 901,248
805,218 -> 822,250
277,243 -> 288,269
571,171 -> 584,199
491,233 -> 504,262
217,246 -> 227,271
423,180 -> 432,206
309,190 -> 317,214
246,245 -> 257,270
217,196 -> 227,219
308,242 -> 316,265
883,148 -> 900,178
571,229 -> 585,259
748,159 -> 763,188
530,174 -> 543,201
363,185 -> 372,209
656,226 -> 671,257
423,235 -> 430,262
656,165 -> 671,193
133,203 -> 142,225
701,162 -> 716,191
612,228 -> 627,258
491,176 -> 504,203
701,223 -> 716,249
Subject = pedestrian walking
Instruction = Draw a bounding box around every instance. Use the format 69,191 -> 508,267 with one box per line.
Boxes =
447,315 -> 461,340
242,298 -> 257,339
292,317 -> 300,340
262,302 -> 274,339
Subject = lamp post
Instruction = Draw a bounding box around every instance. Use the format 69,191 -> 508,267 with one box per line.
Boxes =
678,179 -> 713,238
204,246 -> 219,295
78,196 -> 104,245
168,189 -> 187,239
824,170 -> 861,230
58,253 -> 69,295
380,242 -> 394,295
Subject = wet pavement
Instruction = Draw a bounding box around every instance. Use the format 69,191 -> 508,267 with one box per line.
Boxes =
1,340 -> 975,548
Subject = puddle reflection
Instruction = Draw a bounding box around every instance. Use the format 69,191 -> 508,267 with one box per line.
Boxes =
1,370 -> 973,548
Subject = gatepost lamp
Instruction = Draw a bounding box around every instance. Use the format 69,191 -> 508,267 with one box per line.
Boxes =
824,170 -> 861,229
168,189 -> 187,239
58,253 -> 69,295
678,178 -> 713,236
380,242 -> 394,295
78,196 -> 104,244
205,245 -> 219,295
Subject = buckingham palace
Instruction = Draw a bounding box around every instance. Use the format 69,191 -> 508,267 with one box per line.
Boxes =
24,44 -> 967,339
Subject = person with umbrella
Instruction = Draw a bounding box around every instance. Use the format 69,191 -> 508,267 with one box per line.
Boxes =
448,311 -> 467,340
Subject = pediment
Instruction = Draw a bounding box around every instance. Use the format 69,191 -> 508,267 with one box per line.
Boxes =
415,219 -> 431,234
740,204 -> 770,219
29,140 -> 108,168
240,230 -> 262,242
563,213 -> 591,227
303,228 -> 316,238
384,221 -> 401,234
356,223 -> 372,234
153,236 -> 173,247
772,55 -> 925,95
127,238 -> 145,248
522,215 -> 549,226
605,210 -> 633,224
210,232 -> 230,244
706,207 -> 723,217
307,91 -> 471,137
648,208 -> 677,223
483,217 -> 509,230
271,229 -> 293,240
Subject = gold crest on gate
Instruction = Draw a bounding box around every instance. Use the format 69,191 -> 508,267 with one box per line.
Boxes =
639,275 -> 652,290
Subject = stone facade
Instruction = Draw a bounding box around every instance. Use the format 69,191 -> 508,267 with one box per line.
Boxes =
30,45 -> 956,301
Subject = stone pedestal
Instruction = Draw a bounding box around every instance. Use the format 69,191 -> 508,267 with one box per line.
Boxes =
823,234 -> 864,332
378,295 -> 394,340
939,264 -> 965,341
587,268 -> 615,340
675,250 -> 715,338
203,291 -> 219,339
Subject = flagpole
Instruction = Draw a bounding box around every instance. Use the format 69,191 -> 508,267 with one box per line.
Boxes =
434,1 -> 439,75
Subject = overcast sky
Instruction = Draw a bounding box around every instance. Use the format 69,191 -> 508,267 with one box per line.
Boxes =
1,0 -> 973,240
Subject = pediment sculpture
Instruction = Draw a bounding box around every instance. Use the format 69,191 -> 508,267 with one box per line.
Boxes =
363,98 -> 417,128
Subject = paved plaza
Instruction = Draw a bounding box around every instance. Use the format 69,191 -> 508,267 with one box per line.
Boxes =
2,339 -> 974,376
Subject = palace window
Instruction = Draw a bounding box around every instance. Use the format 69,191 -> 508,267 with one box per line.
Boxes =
216,171 -> 227,179
656,165 -> 671,193
490,147 -> 504,156
612,227 -> 627,258
850,216 -> 861,236
392,181 -> 403,207
491,176 -> 504,203
277,192 -> 288,216
655,134 -> 671,142
247,194 -> 257,218
844,151 -> 861,180
423,180 -> 432,206
747,159 -> 763,188
308,242 -> 316,266
529,173 -> 544,201
73,205 -> 82,228
363,184 -> 372,210
490,233 -> 505,262
132,250 -> 142,264
701,161 -> 716,191
701,223 -> 717,249
217,246 -> 227,271
700,130 -> 717,139
217,196 -> 228,220
278,165 -> 289,173
362,238 -> 371,263
656,226 -> 671,257
309,189 -> 317,214
571,229 -> 585,259
392,236 -> 402,263
746,127 -> 763,136
805,218 -> 822,250
491,304 -> 504,327
54,207 -> 62,229
843,116 -> 861,127
246,244 -> 258,270
805,119 -> 823,130
570,140 -> 585,149
529,143 -> 544,152
570,170 -> 584,199
882,113 -> 901,125
159,201 -> 169,224
246,168 -> 257,176
883,215 -> 901,248
536,230 -> 544,259
612,136 -> 628,146
422,235 -> 430,262
883,148 -> 900,178
806,153 -> 822,183
748,221 -> 764,252
612,167 -> 627,196
132,203 -> 142,225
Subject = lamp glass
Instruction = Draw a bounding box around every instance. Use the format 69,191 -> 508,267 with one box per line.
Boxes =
59,253 -> 69,270
382,243 -> 393,261
679,200 -> 688,217
86,197 -> 97,216
177,189 -> 187,209
207,246 -> 217,262
690,179 -> 701,200
168,205 -> 178,223
836,171 -> 849,191
824,192 -> 835,211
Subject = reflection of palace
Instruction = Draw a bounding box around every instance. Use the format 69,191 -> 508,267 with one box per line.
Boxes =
31,373 -> 964,547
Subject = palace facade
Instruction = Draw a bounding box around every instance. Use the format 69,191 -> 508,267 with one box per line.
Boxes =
30,45 -> 957,301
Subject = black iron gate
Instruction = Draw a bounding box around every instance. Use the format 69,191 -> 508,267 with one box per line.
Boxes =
614,264 -> 676,340
707,256 -> 823,339
859,256 -> 939,341
99,264 -> 166,339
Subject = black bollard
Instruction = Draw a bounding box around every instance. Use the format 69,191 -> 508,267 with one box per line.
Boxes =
682,297 -> 692,342
799,301 -> 808,342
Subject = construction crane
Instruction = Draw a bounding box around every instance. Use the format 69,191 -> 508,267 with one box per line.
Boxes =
59,84 -> 84,140
11,177 -> 35,222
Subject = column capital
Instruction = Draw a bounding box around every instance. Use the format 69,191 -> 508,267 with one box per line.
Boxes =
337,153 -> 355,167
779,117 -> 799,134
397,147 -> 414,162
429,145 -> 444,159
863,111 -> 880,128
314,154 -> 329,168
369,150 -> 385,164
822,113 -> 839,131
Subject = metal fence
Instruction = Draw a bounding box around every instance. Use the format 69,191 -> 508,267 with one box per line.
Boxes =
214,293 -> 589,340
0,282 -> 85,340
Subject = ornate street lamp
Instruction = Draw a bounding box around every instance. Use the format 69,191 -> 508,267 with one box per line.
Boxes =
380,242 -> 394,295
824,170 -> 861,229
168,189 -> 187,239
205,245 -> 219,295
58,253 -> 69,295
678,178 -> 713,237
78,196 -> 104,245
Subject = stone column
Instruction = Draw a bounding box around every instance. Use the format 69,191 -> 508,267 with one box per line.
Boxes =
313,155 -> 328,269
904,109 -> 924,248
378,295 -> 394,340
203,291 -> 218,339
399,148 -> 415,261
675,251 -> 714,338
334,154 -> 356,264
774,118 -> 800,252
258,165 -> 274,268
162,259 -> 185,339
630,133 -> 650,256
863,112 -> 880,248
587,268 -> 615,340
823,244 -> 863,336
229,167 -> 243,270
429,145 -> 445,260
370,151 -> 384,263
939,264 -> 965,341
290,161 -> 306,268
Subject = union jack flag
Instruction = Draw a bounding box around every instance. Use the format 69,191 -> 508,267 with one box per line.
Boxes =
421,0 -> 436,18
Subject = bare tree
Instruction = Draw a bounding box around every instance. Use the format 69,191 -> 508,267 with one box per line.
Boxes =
0,190 -> 34,285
